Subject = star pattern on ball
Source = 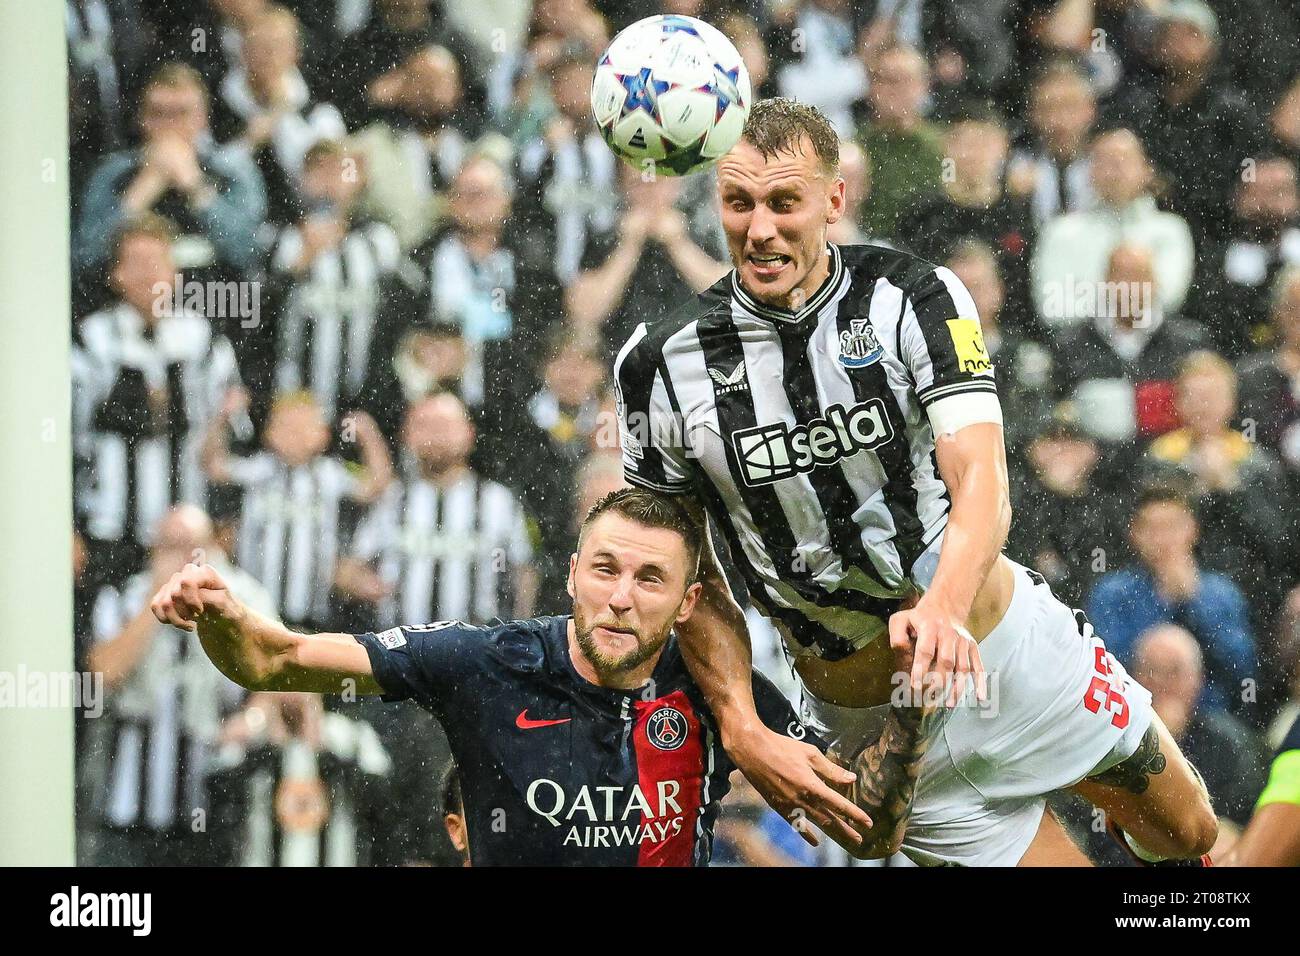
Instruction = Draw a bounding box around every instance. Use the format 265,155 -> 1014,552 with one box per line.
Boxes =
659,14 -> 702,38
618,67 -> 672,125
658,136 -> 710,176
711,63 -> 744,119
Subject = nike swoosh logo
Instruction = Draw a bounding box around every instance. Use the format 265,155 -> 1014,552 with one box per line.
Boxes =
516,709 -> 571,730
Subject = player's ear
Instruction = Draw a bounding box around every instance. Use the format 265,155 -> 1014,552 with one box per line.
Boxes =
675,580 -> 703,624
825,174 -> 846,225
444,812 -> 468,854
566,553 -> 577,599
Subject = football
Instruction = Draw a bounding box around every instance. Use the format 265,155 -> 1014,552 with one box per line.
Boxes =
590,14 -> 752,177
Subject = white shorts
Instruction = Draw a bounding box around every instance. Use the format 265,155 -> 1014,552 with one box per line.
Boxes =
799,559 -> 1154,867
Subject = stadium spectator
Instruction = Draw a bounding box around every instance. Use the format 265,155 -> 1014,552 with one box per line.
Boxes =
1032,128 -> 1195,328
336,392 -> 537,630
334,392 -> 536,867
67,0 -> 151,201
324,0 -> 484,134
864,1 -> 1016,117
268,140 -> 403,427
571,452 -> 628,535
1131,624 -> 1270,826
1115,0 -> 1270,245
496,0 -> 609,138
1184,1 -> 1300,109
766,0 -> 866,137
1236,266 -> 1300,486
81,504 -> 274,866
1007,404 -> 1130,610
851,45 -> 944,241
351,44 -> 476,249
211,5 -> 347,228
1009,60 -> 1097,227
899,109 -> 1035,319
149,0 -> 279,96
566,161 -> 726,357
945,239 -> 1055,449
410,153 -> 558,404
201,390 -> 393,630
1005,0 -> 1128,105
512,47 -> 619,284
73,214 -> 243,587
827,141 -> 872,245
486,326 -> 611,602
1141,351 -> 1292,615
1087,486 -> 1256,717
719,12 -> 774,102
207,690 -> 393,866
359,313 -> 482,443
1196,158 -> 1300,359
1052,244 -> 1207,444
75,62 -> 267,277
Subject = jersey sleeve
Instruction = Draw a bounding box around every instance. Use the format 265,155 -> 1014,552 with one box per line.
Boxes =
898,265 -> 1003,436
613,324 -> 694,494
752,670 -> 826,752
351,621 -> 487,717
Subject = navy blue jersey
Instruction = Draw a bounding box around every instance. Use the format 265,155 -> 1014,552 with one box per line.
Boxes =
353,615 -> 818,866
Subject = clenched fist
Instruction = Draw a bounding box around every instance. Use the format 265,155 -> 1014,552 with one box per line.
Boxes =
150,562 -> 241,632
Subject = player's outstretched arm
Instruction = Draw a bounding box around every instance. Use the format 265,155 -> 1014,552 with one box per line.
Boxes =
150,562 -> 383,695
673,497 -> 872,849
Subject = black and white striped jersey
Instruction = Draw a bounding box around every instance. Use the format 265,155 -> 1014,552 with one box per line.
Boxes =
613,243 -> 1001,662
84,561 -> 262,833
516,129 -> 619,283
208,713 -> 391,867
73,303 -> 242,549
349,464 -> 534,627
227,453 -> 361,627
271,221 -> 401,422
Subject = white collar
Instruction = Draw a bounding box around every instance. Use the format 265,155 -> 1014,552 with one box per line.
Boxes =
730,243 -> 846,324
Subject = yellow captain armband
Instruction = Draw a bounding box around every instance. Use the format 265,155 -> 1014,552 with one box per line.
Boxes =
1255,749 -> 1300,810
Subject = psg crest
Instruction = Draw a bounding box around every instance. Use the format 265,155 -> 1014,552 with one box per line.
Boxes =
839,318 -> 883,368
646,705 -> 688,751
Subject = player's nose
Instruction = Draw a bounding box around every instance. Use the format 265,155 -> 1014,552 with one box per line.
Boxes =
746,204 -> 777,246
608,572 -> 635,610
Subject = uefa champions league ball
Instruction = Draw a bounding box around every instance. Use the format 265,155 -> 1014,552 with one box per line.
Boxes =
590,14 -> 752,177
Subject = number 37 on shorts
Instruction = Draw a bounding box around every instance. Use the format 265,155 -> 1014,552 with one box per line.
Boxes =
1082,637 -> 1131,729
1071,609 -> 1131,729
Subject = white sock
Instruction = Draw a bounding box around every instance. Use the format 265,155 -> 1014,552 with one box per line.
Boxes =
1123,829 -> 1169,863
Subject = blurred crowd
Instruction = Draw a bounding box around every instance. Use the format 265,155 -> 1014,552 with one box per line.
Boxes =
69,0 -> 1300,866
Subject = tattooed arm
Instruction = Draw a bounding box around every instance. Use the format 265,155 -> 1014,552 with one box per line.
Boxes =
834,702 -> 936,859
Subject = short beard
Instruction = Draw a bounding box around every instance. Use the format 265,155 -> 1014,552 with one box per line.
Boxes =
573,607 -> 671,681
